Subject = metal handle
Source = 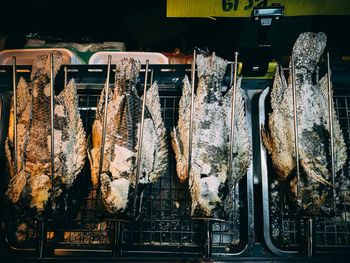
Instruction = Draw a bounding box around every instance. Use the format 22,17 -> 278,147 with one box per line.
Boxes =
133,60 -> 150,216
12,56 -> 18,175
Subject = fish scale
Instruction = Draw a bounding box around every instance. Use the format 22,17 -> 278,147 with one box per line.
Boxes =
25,75 -> 51,165
89,58 -> 168,215
172,53 -> 252,218
5,51 -> 87,216
262,32 -> 347,216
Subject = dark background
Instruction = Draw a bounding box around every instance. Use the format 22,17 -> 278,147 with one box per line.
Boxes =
0,0 -> 350,64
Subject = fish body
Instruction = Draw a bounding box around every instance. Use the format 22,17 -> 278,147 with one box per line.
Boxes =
5,51 -> 87,215
89,58 -> 167,215
172,54 -> 251,217
262,32 -> 347,215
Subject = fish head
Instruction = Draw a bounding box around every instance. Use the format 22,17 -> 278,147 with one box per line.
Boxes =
31,51 -> 63,82
30,51 -> 63,99
196,53 -> 227,82
292,32 -> 327,73
196,53 -> 227,100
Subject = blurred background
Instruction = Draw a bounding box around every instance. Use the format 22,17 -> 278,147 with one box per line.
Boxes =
0,0 -> 349,64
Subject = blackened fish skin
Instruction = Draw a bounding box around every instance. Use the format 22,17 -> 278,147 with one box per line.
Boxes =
262,32 -> 347,215
172,54 -> 252,217
5,51 -> 87,215
89,58 -> 168,215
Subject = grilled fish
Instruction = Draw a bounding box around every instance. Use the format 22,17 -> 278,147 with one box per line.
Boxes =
89,58 -> 167,214
5,51 -> 87,214
262,32 -> 347,215
172,53 -> 251,217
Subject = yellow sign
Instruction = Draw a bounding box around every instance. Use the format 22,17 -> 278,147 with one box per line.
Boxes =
167,0 -> 350,18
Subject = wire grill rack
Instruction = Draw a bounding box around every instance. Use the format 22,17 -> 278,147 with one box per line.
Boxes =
0,63 -> 254,259
259,63 -> 350,256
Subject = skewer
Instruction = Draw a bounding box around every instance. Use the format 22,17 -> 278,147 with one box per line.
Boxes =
291,54 -> 301,207
12,56 -> 18,175
204,220 -> 212,258
112,220 -> 122,257
188,50 -> 196,178
326,52 -> 337,213
291,55 -> 314,256
64,66 -> 68,89
39,221 -> 46,258
133,60 -> 150,216
230,62 -> 234,87
50,54 -> 55,181
150,68 -> 154,88
98,55 -> 112,188
228,52 -> 239,182
306,218 -> 314,257
229,52 -> 239,242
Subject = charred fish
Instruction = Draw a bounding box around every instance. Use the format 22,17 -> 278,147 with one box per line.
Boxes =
89,58 -> 168,215
172,53 -> 251,218
262,32 -> 347,215
5,51 -> 87,215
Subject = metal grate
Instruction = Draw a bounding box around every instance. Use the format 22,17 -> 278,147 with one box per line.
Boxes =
0,64 -> 253,259
260,64 -> 350,255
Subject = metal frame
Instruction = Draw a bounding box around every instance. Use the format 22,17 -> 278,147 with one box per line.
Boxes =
0,61 -> 255,259
259,86 -> 298,257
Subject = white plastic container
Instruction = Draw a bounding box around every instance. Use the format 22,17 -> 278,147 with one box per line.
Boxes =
88,51 -> 169,65
0,48 -> 84,65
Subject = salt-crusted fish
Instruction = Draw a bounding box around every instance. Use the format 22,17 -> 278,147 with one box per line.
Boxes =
172,53 -> 251,217
5,51 -> 87,214
89,58 -> 167,214
262,32 -> 347,215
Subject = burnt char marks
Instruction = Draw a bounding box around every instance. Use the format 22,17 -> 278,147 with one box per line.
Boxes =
263,32 -> 347,216
6,51 -> 87,216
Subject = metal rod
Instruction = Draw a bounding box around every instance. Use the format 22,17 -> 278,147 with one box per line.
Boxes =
133,60 -> 150,215
150,68 -> 154,87
112,221 -> 122,257
202,220 -> 212,259
306,218 -> 314,257
291,55 -> 301,207
50,54 -> 55,181
39,221 -> 46,258
188,50 -> 196,178
327,52 -> 337,212
64,66 -> 68,88
229,52 -> 239,242
228,51 -> 239,179
98,55 -> 112,186
230,62 -> 234,87
12,56 -> 18,175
